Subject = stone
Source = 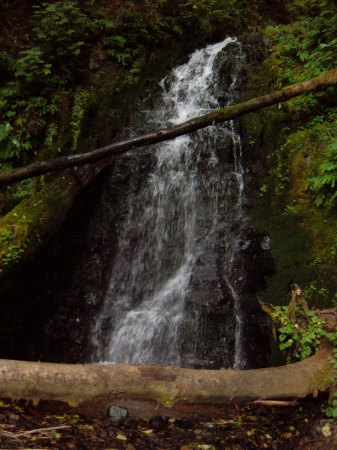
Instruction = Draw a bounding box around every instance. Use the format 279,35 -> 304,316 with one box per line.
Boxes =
108,405 -> 128,425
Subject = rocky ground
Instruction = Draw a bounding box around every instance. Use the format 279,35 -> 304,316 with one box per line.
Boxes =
0,396 -> 336,449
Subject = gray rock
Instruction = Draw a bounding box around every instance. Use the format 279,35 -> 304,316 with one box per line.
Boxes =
108,405 -> 128,425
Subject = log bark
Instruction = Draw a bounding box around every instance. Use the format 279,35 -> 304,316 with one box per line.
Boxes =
1,69 -> 337,185
0,347 -> 334,418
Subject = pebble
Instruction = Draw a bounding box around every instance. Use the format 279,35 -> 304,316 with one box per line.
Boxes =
282,432 -> 293,439
108,405 -> 128,425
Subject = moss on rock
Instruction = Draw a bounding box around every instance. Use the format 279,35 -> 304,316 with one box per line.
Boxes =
242,57 -> 337,309
0,174 -> 74,282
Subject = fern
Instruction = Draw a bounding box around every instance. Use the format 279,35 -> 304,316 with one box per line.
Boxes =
310,137 -> 337,206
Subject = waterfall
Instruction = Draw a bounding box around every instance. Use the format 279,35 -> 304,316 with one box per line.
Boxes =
91,37 -> 248,367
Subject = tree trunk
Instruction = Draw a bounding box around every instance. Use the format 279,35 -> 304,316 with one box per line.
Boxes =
0,346 -> 333,418
1,69 -> 337,185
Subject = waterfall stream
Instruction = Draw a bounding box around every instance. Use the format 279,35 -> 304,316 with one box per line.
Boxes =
91,38 -> 248,367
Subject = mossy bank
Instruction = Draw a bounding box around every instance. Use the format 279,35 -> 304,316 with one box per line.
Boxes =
241,1 -> 337,309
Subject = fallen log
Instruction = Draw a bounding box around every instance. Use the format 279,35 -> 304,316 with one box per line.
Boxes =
0,346 -> 334,419
1,68 -> 337,184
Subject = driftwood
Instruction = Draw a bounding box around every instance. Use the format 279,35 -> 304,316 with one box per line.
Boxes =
1,68 -> 337,185
0,346 -> 334,418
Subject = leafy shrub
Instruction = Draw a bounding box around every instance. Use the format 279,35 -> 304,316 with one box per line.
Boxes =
272,301 -> 337,419
32,1 -> 90,60
272,306 -> 326,360
310,135 -> 337,206
70,89 -> 90,150
0,122 -> 29,168
10,48 -> 52,84
0,229 -> 25,269
267,0 -> 337,83
323,389 -> 337,420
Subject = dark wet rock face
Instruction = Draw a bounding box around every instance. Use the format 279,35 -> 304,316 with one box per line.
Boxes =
0,35 -> 274,369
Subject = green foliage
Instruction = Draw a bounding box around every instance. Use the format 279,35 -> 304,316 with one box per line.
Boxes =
178,0 -> 242,34
11,179 -> 35,201
259,183 -> 268,196
268,130 -> 300,197
330,236 -> 337,258
0,212 -> 33,271
44,123 -> 58,147
0,0 -> 262,170
0,230 -> 24,268
272,306 -> 326,360
0,122 -> 24,166
101,0 -> 257,68
266,0 -> 337,130
70,90 -> 90,150
309,134 -> 337,206
32,1 -> 90,59
323,389 -> 337,420
272,300 -> 337,420
0,88 -> 60,168
267,0 -> 337,83
10,48 -> 52,83
323,345 -> 337,420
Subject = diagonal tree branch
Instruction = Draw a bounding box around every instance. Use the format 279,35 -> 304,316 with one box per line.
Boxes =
1,68 -> 337,185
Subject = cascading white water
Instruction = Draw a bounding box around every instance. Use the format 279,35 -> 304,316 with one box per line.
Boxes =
91,38 -> 247,366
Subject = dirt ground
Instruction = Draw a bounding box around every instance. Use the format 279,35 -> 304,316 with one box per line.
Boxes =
0,396 -> 336,449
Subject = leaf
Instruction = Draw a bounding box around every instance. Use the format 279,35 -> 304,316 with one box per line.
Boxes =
280,339 -> 294,350
173,24 -> 183,35
0,400 -> 10,407
50,430 -> 61,440
116,433 -> 127,441
321,424 -> 332,437
53,415 -> 65,421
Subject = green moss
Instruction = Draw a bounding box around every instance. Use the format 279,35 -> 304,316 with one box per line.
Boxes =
249,117 -> 337,307
244,60 -> 337,309
0,174 -> 73,281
